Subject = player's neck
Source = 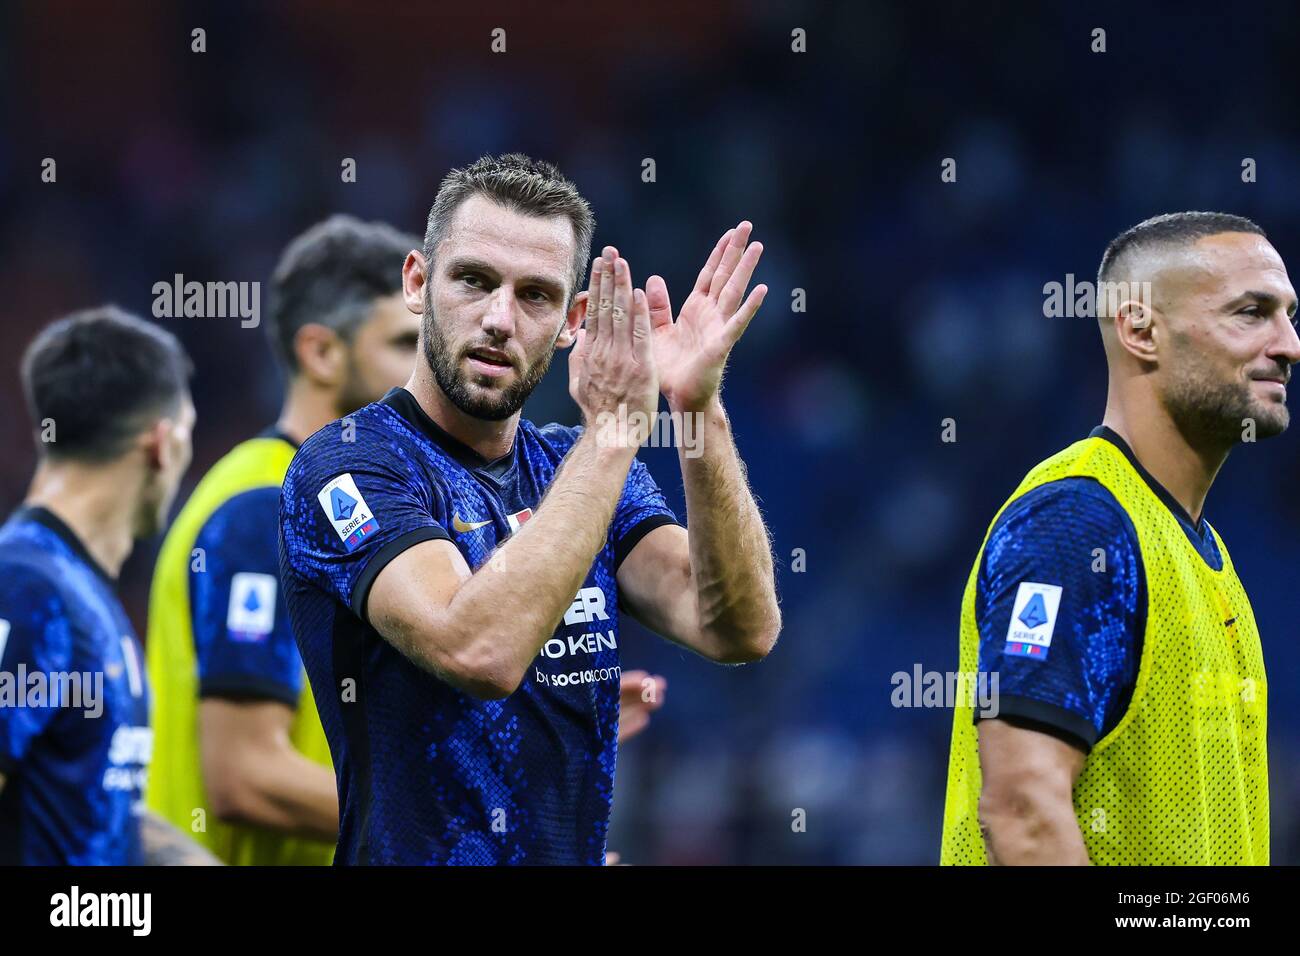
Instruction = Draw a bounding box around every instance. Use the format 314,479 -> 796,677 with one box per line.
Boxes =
404,369 -> 518,462
278,377 -> 349,447
24,459 -> 139,579
1101,401 -> 1228,525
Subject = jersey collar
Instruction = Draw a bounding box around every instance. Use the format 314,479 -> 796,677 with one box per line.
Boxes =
381,387 -> 518,478
12,505 -> 118,586
1089,425 -> 1206,535
257,424 -> 301,449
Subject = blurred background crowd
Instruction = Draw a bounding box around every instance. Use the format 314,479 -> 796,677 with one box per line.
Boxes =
2,1 -> 1298,863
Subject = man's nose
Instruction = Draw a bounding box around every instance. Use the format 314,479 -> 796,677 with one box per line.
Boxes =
482,287 -> 516,337
1271,312 -> 1300,367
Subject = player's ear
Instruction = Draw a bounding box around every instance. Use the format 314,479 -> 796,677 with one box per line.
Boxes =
293,323 -> 347,386
1114,298 -> 1159,363
139,417 -> 170,472
138,395 -> 193,477
403,250 -> 428,317
557,291 -> 588,349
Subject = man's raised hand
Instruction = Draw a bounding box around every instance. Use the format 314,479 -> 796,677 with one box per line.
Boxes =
645,221 -> 768,413
568,246 -> 659,448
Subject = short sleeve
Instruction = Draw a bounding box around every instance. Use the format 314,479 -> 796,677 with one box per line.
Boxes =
0,570 -> 74,771
279,421 -> 452,621
974,478 -> 1144,752
191,488 -> 303,706
612,456 -> 681,568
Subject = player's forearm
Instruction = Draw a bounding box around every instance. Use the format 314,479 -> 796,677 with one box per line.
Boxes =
441,431 -> 636,693
979,795 -> 1091,865
675,396 -> 780,661
208,745 -> 338,841
139,811 -> 224,865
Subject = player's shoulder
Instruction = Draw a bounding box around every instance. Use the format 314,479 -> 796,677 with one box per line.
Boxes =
995,475 -> 1132,536
0,545 -> 73,620
205,433 -> 297,484
984,477 -> 1138,574
296,399 -> 399,453
195,485 -> 282,544
183,435 -> 290,508
0,557 -> 74,660
0,554 -> 66,594
979,477 -> 1145,624
289,400 -> 411,482
528,419 -> 582,455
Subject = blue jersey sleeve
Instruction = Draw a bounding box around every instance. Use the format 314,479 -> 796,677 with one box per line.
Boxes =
280,420 -> 452,621
191,488 -> 302,706
538,423 -> 680,567
612,456 -> 681,567
975,477 -> 1144,751
0,569 -> 73,772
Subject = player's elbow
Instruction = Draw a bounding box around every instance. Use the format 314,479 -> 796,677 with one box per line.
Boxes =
749,605 -> 783,659
199,720 -> 291,828
451,669 -> 521,701
439,640 -> 526,700
703,607 -> 782,664
977,780 -> 1071,863
977,784 -> 1028,834
205,765 -> 264,826
378,611 -> 523,699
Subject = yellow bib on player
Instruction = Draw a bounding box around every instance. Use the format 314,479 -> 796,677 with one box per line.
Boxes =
940,435 -> 1269,865
146,436 -> 335,866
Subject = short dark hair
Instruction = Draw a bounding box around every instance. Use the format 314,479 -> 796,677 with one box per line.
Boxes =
21,306 -> 192,461
267,215 -> 419,371
423,153 -> 595,309
1098,211 -> 1267,287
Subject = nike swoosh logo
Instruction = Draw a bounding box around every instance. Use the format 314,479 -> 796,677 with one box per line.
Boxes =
1224,617 -> 1238,627
452,514 -> 491,533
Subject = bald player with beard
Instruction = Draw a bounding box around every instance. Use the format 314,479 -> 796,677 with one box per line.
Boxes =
942,211 -> 1298,865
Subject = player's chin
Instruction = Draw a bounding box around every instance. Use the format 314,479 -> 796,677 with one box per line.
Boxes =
459,380 -> 521,420
467,369 -> 516,390
1246,402 -> 1289,439
464,370 -> 518,404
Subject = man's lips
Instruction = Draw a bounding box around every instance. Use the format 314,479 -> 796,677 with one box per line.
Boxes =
1251,372 -> 1289,397
465,347 -> 515,377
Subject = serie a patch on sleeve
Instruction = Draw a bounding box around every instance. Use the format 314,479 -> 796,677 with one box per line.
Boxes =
318,473 -> 380,552
227,572 -> 277,642
1003,581 -> 1062,660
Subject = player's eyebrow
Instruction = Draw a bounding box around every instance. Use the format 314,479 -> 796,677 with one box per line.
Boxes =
445,256 -> 566,299
1224,290 -> 1299,315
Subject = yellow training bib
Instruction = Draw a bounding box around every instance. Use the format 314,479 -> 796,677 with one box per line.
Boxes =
146,436 -> 335,866
941,435 -> 1268,865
